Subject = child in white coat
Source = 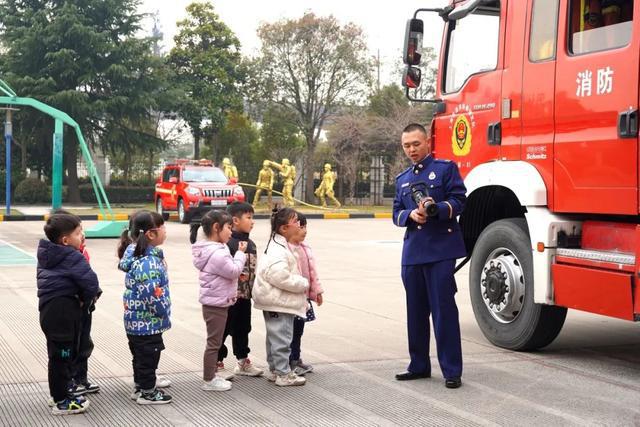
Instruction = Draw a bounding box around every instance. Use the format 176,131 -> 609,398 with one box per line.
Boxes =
252,207 -> 309,387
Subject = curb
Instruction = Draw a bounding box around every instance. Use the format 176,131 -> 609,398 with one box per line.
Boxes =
0,212 -> 392,222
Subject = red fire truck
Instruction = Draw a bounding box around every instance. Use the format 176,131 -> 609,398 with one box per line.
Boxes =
402,0 -> 638,350
155,159 -> 245,223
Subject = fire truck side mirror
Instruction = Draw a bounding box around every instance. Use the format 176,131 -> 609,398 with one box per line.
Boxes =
169,177 -> 178,184
402,66 -> 422,89
403,19 -> 424,66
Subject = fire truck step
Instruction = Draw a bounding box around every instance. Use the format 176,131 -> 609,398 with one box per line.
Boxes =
555,248 -> 635,273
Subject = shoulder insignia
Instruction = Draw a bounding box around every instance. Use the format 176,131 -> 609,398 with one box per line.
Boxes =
395,166 -> 412,180
434,159 -> 451,163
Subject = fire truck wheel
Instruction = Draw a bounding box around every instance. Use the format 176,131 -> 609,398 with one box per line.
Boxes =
177,198 -> 189,224
156,198 -> 169,221
469,218 -> 567,351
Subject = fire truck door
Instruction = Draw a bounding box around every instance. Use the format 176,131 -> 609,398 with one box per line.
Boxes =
434,5 -> 503,176
161,167 -> 179,210
519,0 -> 560,209
554,0 -> 639,214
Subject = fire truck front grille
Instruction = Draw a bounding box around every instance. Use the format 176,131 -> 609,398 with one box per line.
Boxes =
203,189 -> 231,198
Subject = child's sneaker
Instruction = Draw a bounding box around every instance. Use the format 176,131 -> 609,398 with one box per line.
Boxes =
216,361 -> 235,381
73,381 -> 100,395
202,376 -> 232,391
266,371 -> 277,382
130,388 -> 141,401
51,397 -> 90,415
156,376 -> 171,388
291,359 -> 314,376
48,394 -> 87,408
136,389 -> 172,405
275,371 -> 306,387
234,358 -> 263,377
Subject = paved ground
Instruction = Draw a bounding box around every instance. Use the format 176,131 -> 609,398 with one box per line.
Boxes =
1,218 -> 640,426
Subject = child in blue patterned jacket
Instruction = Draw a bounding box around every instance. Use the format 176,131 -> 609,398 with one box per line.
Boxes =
117,211 -> 172,405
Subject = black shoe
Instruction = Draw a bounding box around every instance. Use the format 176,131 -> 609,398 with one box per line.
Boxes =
445,377 -> 462,388
395,371 -> 431,381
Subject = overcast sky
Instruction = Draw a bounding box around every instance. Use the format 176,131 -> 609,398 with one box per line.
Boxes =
140,0 -> 448,87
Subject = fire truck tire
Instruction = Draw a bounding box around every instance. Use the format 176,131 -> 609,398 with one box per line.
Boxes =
469,218 -> 567,351
177,199 -> 189,224
156,198 -> 169,221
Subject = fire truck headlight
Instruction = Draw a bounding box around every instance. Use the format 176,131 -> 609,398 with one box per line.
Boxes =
187,187 -> 201,196
233,186 -> 244,196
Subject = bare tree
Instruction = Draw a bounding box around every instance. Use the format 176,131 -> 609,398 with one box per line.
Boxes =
326,111 -> 369,204
253,13 -> 373,201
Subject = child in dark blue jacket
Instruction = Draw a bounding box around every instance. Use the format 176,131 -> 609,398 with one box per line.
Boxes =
117,211 -> 172,405
37,212 -> 100,415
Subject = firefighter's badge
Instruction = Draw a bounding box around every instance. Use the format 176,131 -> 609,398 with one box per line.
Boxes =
451,114 -> 472,156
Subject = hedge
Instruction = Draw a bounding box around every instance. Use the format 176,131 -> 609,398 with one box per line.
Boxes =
74,185 -> 155,204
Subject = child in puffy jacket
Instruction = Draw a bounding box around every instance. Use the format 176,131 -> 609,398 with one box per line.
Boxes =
117,211 -> 172,405
253,207 -> 309,387
37,212 -> 100,415
192,210 -> 247,392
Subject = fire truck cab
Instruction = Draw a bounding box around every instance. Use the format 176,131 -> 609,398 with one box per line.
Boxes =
403,0 -> 639,350
155,159 -> 245,223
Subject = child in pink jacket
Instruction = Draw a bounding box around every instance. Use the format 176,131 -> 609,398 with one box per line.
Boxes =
288,213 -> 324,375
192,210 -> 247,392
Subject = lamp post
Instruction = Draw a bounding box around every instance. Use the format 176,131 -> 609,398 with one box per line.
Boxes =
3,108 -> 16,215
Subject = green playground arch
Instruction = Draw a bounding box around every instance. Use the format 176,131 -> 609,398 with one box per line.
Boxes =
0,78 -> 126,237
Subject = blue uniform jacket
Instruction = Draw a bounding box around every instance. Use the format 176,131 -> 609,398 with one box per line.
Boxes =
393,155 -> 467,265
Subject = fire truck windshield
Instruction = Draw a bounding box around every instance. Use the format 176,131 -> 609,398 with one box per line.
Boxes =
182,167 -> 228,182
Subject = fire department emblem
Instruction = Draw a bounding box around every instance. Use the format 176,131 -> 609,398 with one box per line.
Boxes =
451,114 -> 472,156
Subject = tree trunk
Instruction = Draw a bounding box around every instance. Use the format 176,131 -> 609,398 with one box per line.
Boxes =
123,150 -> 131,186
304,137 -> 316,203
147,149 -> 154,182
65,138 -> 81,204
193,128 -> 201,159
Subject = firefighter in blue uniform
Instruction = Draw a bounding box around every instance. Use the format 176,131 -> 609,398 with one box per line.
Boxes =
393,123 -> 466,389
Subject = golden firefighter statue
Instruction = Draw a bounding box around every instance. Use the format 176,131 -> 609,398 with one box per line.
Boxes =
267,158 -> 296,206
315,163 -> 341,208
253,160 -> 275,207
222,157 -> 238,180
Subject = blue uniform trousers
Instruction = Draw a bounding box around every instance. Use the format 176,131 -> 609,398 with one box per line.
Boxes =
401,259 -> 462,379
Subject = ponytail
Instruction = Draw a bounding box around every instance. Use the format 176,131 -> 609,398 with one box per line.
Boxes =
117,210 -> 165,259
117,227 -> 132,259
189,222 -> 201,244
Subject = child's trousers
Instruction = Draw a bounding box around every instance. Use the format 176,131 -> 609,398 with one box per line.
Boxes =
263,311 -> 294,375
71,308 -> 94,385
39,296 -> 82,402
127,333 -> 165,391
289,316 -> 306,361
218,298 -> 252,362
202,305 -> 228,381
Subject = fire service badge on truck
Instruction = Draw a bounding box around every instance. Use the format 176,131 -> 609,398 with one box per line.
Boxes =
450,104 -> 475,156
